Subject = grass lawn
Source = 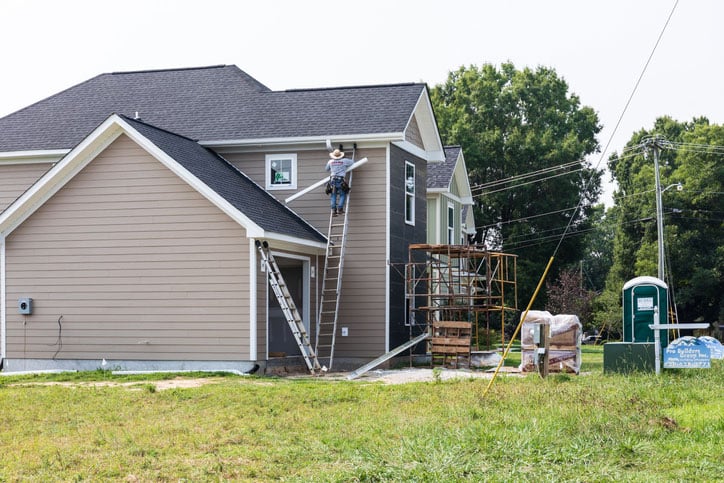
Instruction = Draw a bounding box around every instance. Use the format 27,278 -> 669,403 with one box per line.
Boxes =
0,348 -> 721,481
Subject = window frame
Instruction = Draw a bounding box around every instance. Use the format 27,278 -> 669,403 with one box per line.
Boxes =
447,202 -> 455,245
404,161 -> 415,225
265,153 -> 297,190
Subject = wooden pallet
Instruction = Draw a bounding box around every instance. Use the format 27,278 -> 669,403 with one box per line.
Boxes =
431,321 -> 472,368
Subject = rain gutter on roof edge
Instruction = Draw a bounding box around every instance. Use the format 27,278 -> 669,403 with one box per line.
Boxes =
199,133 -> 404,149
0,149 -> 69,164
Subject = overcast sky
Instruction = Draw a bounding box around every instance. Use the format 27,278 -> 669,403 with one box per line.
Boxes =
1,0 -> 721,203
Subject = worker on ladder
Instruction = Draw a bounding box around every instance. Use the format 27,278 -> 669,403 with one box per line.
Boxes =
325,149 -> 353,216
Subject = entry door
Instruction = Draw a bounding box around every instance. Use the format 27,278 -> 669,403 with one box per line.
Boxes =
268,260 -> 304,356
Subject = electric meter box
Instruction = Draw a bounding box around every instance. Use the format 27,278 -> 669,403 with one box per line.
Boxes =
18,297 -> 33,315
622,276 -> 668,346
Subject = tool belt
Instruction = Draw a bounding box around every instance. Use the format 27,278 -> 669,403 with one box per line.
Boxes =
325,176 -> 350,194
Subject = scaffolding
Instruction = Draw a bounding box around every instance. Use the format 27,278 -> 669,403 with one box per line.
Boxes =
405,244 -> 518,368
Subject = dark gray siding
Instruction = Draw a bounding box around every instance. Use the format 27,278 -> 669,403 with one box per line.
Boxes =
388,144 -> 427,350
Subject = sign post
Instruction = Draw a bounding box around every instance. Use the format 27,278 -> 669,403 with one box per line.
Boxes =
648,321 -> 710,374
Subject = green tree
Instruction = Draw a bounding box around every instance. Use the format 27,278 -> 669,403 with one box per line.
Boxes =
604,117 -> 723,327
431,63 -> 602,304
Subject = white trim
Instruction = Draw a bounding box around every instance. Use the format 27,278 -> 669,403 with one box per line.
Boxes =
265,153 -> 297,190
403,89 -> 445,157
0,114 -> 272,239
263,232 -> 326,251
404,161 -> 416,226
0,119 -> 124,236
1,236 -> 5,360
271,251 -> 312,335
447,201 -> 455,245
201,132 -> 404,149
116,118 -> 266,237
392,140 -> 444,162
249,239 -> 257,361
427,190 -> 473,206
385,144 -> 391,352
0,149 -> 69,164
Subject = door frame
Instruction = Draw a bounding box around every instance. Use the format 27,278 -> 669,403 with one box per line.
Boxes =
266,251 -> 311,358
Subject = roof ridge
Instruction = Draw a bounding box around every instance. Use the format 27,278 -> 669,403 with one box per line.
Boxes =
120,114 -> 201,143
284,82 -> 423,93
109,65 -> 228,75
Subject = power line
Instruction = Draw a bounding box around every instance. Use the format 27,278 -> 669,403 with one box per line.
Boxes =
472,167 -> 586,197
551,0 -> 679,256
477,205 -> 579,230
470,159 -> 582,192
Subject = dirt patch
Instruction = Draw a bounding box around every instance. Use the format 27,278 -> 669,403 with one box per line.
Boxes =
8,377 -> 221,391
348,367 -> 522,384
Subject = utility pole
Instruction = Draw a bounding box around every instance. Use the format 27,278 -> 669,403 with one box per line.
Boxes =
643,136 -> 667,282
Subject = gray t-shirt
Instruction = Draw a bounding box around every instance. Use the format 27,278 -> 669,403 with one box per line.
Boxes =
325,157 -> 354,177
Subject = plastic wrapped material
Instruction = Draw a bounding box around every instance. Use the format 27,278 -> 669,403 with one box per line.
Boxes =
550,314 -> 582,349
520,349 -> 581,374
519,312 -> 582,374
520,311 -> 554,347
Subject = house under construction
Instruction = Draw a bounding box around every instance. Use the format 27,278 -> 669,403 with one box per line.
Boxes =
406,244 -> 518,368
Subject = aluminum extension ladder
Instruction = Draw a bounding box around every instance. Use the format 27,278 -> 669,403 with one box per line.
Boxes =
315,170 -> 354,370
256,240 -> 323,374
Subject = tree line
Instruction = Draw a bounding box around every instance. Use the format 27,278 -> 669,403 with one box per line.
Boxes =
430,63 -> 722,337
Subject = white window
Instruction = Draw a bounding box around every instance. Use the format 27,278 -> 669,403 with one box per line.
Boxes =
460,210 -> 466,245
266,154 -> 297,190
447,203 -> 455,244
405,161 -> 415,225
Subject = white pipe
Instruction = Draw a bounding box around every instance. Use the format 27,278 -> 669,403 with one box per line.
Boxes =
285,157 -> 368,204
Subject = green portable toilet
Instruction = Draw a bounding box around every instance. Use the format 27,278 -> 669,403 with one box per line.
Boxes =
622,276 -> 668,346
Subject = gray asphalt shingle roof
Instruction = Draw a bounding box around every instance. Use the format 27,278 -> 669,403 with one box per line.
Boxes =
427,145 -> 461,189
0,65 -> 426,152
122,115 -> 325,244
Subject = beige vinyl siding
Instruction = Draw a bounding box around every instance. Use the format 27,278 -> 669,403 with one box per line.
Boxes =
0,162 -> 52,213
5,135 -> 250,361
228,148 -> 388,357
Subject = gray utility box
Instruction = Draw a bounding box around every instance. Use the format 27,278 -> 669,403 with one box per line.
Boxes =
604,342 -> 658,374
18,297 -> 33,315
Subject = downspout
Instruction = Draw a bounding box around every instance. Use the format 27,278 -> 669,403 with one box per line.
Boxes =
385,145 -> 391,352
249,238 -> 257,361
1,236 -> 5,367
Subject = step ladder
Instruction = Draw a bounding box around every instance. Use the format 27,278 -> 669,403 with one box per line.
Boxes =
255,240 -> 323,374
315,170 -> 354,370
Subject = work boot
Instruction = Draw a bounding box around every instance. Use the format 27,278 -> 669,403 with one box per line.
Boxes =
337,208 -> 345,214
332,209 -> 338,217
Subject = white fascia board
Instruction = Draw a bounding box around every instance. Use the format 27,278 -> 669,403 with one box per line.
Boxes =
392,140 -> 444,162
403,89 -> 445,156
200,132 -> 404,149
453,151 -> 473,199
427,190 -> 473,206
0,114 -> 261,239
0,149 -> 69,164
262,232 -> 327,251
0,116 -> 125,236
114,117 -> 266,238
